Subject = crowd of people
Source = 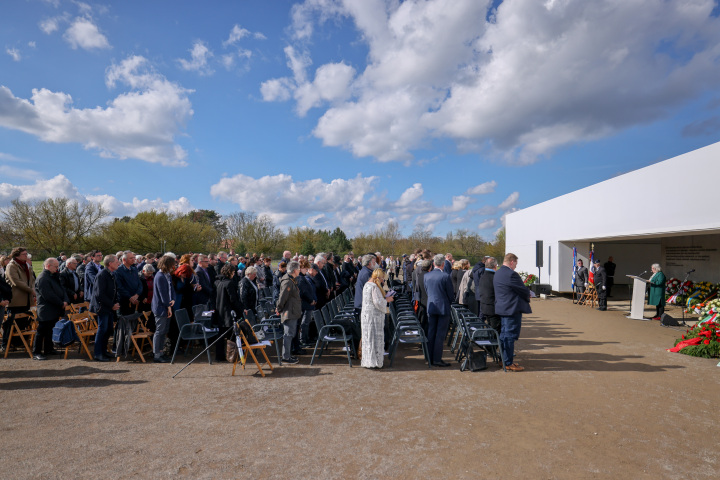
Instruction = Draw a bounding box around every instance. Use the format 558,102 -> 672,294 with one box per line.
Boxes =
0,245 -> 532,371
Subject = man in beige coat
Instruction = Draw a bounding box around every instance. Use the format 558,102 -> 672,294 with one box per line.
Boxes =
2,247 -> 36,352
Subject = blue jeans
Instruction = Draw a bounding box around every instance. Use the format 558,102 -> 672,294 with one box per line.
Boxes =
94,311 -> 114,358
500,311 -> 522,366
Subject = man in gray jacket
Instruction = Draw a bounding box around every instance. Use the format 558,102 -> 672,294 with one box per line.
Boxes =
276,261 -> 302,365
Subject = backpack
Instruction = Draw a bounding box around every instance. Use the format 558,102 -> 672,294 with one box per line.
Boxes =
52,318 -> 80,348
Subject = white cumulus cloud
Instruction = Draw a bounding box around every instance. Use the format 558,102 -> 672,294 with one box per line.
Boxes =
0,55 -> 193,166
0,174 -> 194,217
264,0 -> 720,164
6,48 -> 21,61
466,180 -> 497,195
63,17 -> 110,50
178,41 -> 214,75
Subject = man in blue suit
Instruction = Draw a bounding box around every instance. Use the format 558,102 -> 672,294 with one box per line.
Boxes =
493,253 -> 531,372
84,250 -> 103,300
443,253 -> 453,274
424,254 -> 455,367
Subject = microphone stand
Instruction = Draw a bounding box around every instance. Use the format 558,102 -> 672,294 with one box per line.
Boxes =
173,311 -> 235,378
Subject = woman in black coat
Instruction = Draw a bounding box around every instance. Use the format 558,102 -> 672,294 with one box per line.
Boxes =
214,264 -> 245,361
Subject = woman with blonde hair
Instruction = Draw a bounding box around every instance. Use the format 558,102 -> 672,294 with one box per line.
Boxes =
360,268 -> 394,368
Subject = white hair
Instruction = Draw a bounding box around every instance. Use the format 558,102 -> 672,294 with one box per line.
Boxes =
245,266 -> 257,276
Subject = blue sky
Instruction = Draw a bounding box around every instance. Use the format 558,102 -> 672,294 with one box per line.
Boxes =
1,0 -> 720,238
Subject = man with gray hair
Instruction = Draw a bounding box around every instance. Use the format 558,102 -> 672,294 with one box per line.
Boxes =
89,255 -> 121,362
353,254 -> 377,311
33,258 -> 68,360
276,261 -> 302,364
423,254 -> 455,366
239,265 -> 259,314
194,254 -> 215,309
312,254 -> 331,308
116,251 -> 143,316
60,255 -> 83,305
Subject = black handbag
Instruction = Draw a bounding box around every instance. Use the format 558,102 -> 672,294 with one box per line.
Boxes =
461,346 -> 487,372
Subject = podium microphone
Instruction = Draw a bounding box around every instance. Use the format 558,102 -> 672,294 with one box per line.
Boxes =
686,269 -> 695,274
638,271 -> 647,277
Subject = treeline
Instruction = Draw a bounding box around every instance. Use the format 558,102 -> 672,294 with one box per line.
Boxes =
0,198 -> 504,261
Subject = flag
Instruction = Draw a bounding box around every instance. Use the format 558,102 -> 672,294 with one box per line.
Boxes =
589,247 -> 595,283
572,246 -> 577,286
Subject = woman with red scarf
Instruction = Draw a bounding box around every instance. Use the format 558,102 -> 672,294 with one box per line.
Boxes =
168,254 -> 197,353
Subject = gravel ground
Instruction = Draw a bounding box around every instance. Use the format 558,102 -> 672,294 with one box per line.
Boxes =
1,296 -> 718,479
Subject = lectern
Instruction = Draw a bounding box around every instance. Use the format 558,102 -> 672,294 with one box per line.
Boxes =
626,275 -> 649,320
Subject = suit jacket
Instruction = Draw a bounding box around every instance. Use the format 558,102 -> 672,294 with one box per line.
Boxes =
313,265 -> 330,309
415,266 -> 430,307
493,265 -> 531,316
35,270 -> 69,322
298,273 -> 317,311
84,262 -> 102,299
60,268 -> 82,302
193,265 -> 215,308
354,266 -> 373,309
443,259 -> 452,275
478,269 -> 496,316
471,261 -> 486,301
424,268 -> 454,316
239,276 -> 258,312
575,266 -> 588,287
593,266 -> 607,289
89,268 -> 118,315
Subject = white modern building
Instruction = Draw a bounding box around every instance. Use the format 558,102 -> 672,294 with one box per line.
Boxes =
505,141 -> 720,293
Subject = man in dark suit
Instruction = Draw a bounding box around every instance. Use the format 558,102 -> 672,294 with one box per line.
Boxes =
423,254 -> 455,367
84,250 -> 103,300
574,259 -> 588,302
494,253 -> 531,372
353,254 -> 375,317
60,256 -> 84,305
89,255 -> 120,362
33,258 -> 69,360
193,254 -> 215,309
312,260 -> 330,310
413,259 -> 431,335
471,258 -> 486,315
239,266 -> 259,314
593,259 -> 607,311
478,257 -> 500,334
603,256 -> 616,297
443,253 -> 453,274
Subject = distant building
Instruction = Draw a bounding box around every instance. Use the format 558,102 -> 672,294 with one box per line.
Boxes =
505,141 -> 720,292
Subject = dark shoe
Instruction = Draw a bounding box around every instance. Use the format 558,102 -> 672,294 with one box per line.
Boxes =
33,354 -> 47,361
94,355 -> 110,362
292,348 -> 307,355
597,308 -> 607,311
153,356 -> 170,363
105,351 -> 116,358
432,360 -> 451,367
282,357 -> 299,364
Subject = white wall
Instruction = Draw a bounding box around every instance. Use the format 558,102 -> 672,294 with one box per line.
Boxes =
506,141 -> 720,292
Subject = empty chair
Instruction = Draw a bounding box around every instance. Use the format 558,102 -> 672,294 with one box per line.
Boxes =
388,320 -> 431,368
310,310 -> 354,367
171,308 -> 213,364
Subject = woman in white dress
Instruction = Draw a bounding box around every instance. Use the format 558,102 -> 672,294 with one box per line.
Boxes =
361,268 -> 394,368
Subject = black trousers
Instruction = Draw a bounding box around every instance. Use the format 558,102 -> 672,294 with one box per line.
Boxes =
416,303 -> 428,336
33,320 -> 55,354
606,277 -> 614,297
597,288 -> 607,310
484,313 -> 501,335
2,306 -> 30,348
655,305 -> 665,317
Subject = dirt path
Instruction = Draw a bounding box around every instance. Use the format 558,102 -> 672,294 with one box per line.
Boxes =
1,297 -> 718,479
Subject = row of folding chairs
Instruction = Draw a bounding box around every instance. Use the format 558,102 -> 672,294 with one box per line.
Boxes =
450,304 -> 505,371
387,292 -> 432,368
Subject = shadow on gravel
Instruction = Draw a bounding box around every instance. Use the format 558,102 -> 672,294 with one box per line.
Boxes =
0,378 -> 147,390
520,339 -> 620,350
524,352 -> 685,372
0,366 -> 130,378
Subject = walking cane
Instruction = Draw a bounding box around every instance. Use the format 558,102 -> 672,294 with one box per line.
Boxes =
172,311 -> 237,378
